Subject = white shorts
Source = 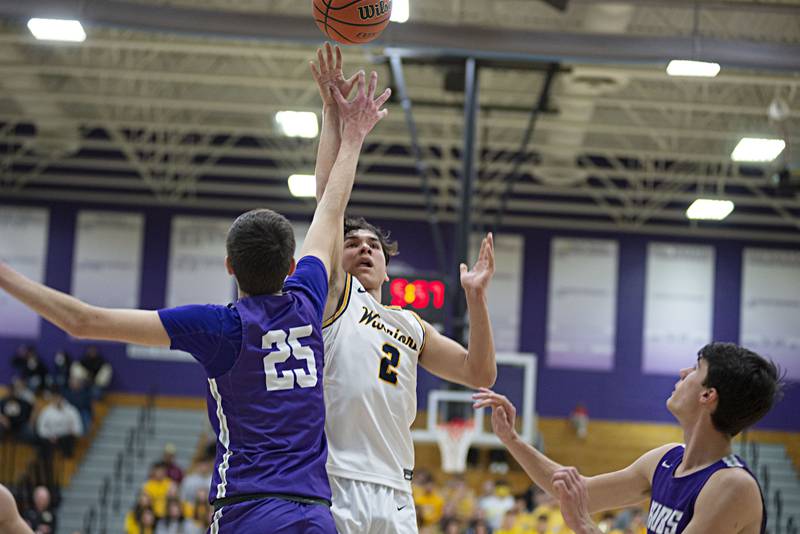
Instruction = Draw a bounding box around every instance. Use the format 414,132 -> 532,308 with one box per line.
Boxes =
329,475 -> 418,534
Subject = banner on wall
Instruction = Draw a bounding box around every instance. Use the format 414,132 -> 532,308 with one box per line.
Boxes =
72,211 -> 144,308
0,207 -> 49,338
470,233 -> 524,352
165,216 -> 235,308
546,238 -> 618,371
741,248 -> 800,380
643,243 -> 715,375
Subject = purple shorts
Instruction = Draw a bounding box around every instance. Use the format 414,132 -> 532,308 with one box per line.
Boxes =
211,497 -> 336,533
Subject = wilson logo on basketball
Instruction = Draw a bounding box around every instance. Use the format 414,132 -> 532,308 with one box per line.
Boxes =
357,0 -> 392,21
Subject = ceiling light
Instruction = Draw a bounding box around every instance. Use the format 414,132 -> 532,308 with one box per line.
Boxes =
666,60 -> 720,78
686,199 -> 735,221
275,111 -> 318,139
731,138 -> 786,162
27,18 -> 86,42
391,0 -> 410,22
288,174 -> 316,198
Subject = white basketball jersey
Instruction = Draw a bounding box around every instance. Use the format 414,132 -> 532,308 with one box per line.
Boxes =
322,273 -> 426,493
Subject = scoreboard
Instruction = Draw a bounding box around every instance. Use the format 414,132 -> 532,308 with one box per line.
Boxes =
381,276 -> 448,325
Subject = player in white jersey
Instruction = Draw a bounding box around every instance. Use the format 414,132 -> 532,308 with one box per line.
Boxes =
310,44 -> 498,534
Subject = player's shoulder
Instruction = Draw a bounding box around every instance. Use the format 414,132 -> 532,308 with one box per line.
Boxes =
634,443 -> 684,478
698,466 -> 762,518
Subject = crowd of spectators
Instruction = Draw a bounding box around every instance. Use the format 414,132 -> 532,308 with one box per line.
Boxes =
124,445 -> 213,534
2,344 -> 114,532
413,471 -> 647,534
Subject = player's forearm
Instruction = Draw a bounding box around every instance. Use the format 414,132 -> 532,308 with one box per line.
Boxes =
314,106 -> 341,203
318,134 -> 362,215
503,434 -> 565,497
0,263 -> 92,337
464,289 -> 497,387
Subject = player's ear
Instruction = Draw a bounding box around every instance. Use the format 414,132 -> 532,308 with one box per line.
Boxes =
287,257 -> 297,277
700,387 -> 718,407
225,256 -> 234,276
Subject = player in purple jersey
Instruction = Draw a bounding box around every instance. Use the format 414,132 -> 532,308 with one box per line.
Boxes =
474,342 -> 782,534
0,70 -> 391,533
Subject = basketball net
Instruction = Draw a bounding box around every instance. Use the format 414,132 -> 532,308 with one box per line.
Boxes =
435,419 -> 476,474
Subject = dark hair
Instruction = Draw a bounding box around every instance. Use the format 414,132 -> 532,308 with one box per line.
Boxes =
226,209 -> 295,296
344,216 -> 399,264
699,342 -> 783,436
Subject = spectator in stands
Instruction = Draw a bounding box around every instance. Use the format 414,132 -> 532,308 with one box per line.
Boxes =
51,350 -> 73,393
142,463 -> 175,519
73,346 -> 112,399
159,443 -> 183,484
570,403 -> 589,440
137,509 -> 157,534
478,479 -> 515,531
535,513 -> 551,534
531,490 -> 569,533
494,510 -> 518,534
36,391 -> 83,457
23,486 -> 56,534
124,492 -> 153,534
179,460 -> 211,504
0,483 -> 34,534
442,474 -> 477,523
184,489 -> 209,531
466,518 -> 491,534
11,346 -> 50,394
413,471 -> 446,528
0,377 -> 35,440
154,497 -> 200,534
441,516 -> 463,534
62,376 -> 92,436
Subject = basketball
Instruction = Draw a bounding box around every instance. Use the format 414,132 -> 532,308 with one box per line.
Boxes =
313,0 -> 392,45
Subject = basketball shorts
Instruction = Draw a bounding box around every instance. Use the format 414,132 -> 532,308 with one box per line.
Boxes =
329,475 -> 418,534
210,496 -> 336,533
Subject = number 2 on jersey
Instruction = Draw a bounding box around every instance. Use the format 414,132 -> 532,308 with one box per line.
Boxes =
378,343 -> 401,385
262,325 -> 317,391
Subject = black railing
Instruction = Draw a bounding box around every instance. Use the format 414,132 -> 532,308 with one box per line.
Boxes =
774,489 -> 783,534
83,392 -> 157,534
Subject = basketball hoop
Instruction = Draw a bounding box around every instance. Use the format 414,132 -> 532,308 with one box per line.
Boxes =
434,419 -> 476,474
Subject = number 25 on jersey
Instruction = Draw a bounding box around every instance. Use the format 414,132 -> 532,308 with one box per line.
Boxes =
262,325 -> 317,391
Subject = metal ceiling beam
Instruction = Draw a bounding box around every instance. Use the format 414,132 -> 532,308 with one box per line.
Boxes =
2,0 -> 800,72
3,188 -> 799,243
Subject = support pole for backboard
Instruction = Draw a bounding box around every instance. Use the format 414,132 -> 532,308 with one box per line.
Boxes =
388,54 -> 448,276
450,57 -> 479,342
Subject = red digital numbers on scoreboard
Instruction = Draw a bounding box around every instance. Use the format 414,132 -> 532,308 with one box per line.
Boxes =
389,278 -> 445,310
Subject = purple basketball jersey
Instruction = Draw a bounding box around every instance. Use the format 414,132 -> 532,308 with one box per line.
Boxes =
203,263 -> 331,503
647,445 -> 766,534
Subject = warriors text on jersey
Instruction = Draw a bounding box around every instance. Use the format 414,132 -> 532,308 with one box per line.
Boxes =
158,256 -> 331,504
647,445 -> 766,534
322,273 -> 426,493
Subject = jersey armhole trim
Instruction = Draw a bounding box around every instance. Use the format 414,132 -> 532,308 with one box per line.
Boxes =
409,310 -> 427,354
322,273 -> 352,329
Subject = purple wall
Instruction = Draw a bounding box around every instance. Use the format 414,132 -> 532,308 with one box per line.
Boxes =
0,200 -> 797,431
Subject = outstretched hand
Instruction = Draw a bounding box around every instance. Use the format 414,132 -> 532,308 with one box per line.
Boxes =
331,70 -> 391,142
460,233 -> 495,294
310,42 -> 358,108
472,388 -> 518,444
552,467 -> 597,534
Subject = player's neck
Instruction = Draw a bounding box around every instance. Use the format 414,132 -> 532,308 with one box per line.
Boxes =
680,418 -> 733,472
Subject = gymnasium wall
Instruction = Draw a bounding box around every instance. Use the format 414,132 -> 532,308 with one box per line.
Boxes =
0,200 -> 797,431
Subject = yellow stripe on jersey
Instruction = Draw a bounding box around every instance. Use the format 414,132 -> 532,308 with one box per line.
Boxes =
323,273 -> 352,328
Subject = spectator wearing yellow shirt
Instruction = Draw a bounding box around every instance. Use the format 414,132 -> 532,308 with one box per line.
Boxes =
413,473 -> 446,527
142,463 -> 175,518
125,492 -> 153,534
